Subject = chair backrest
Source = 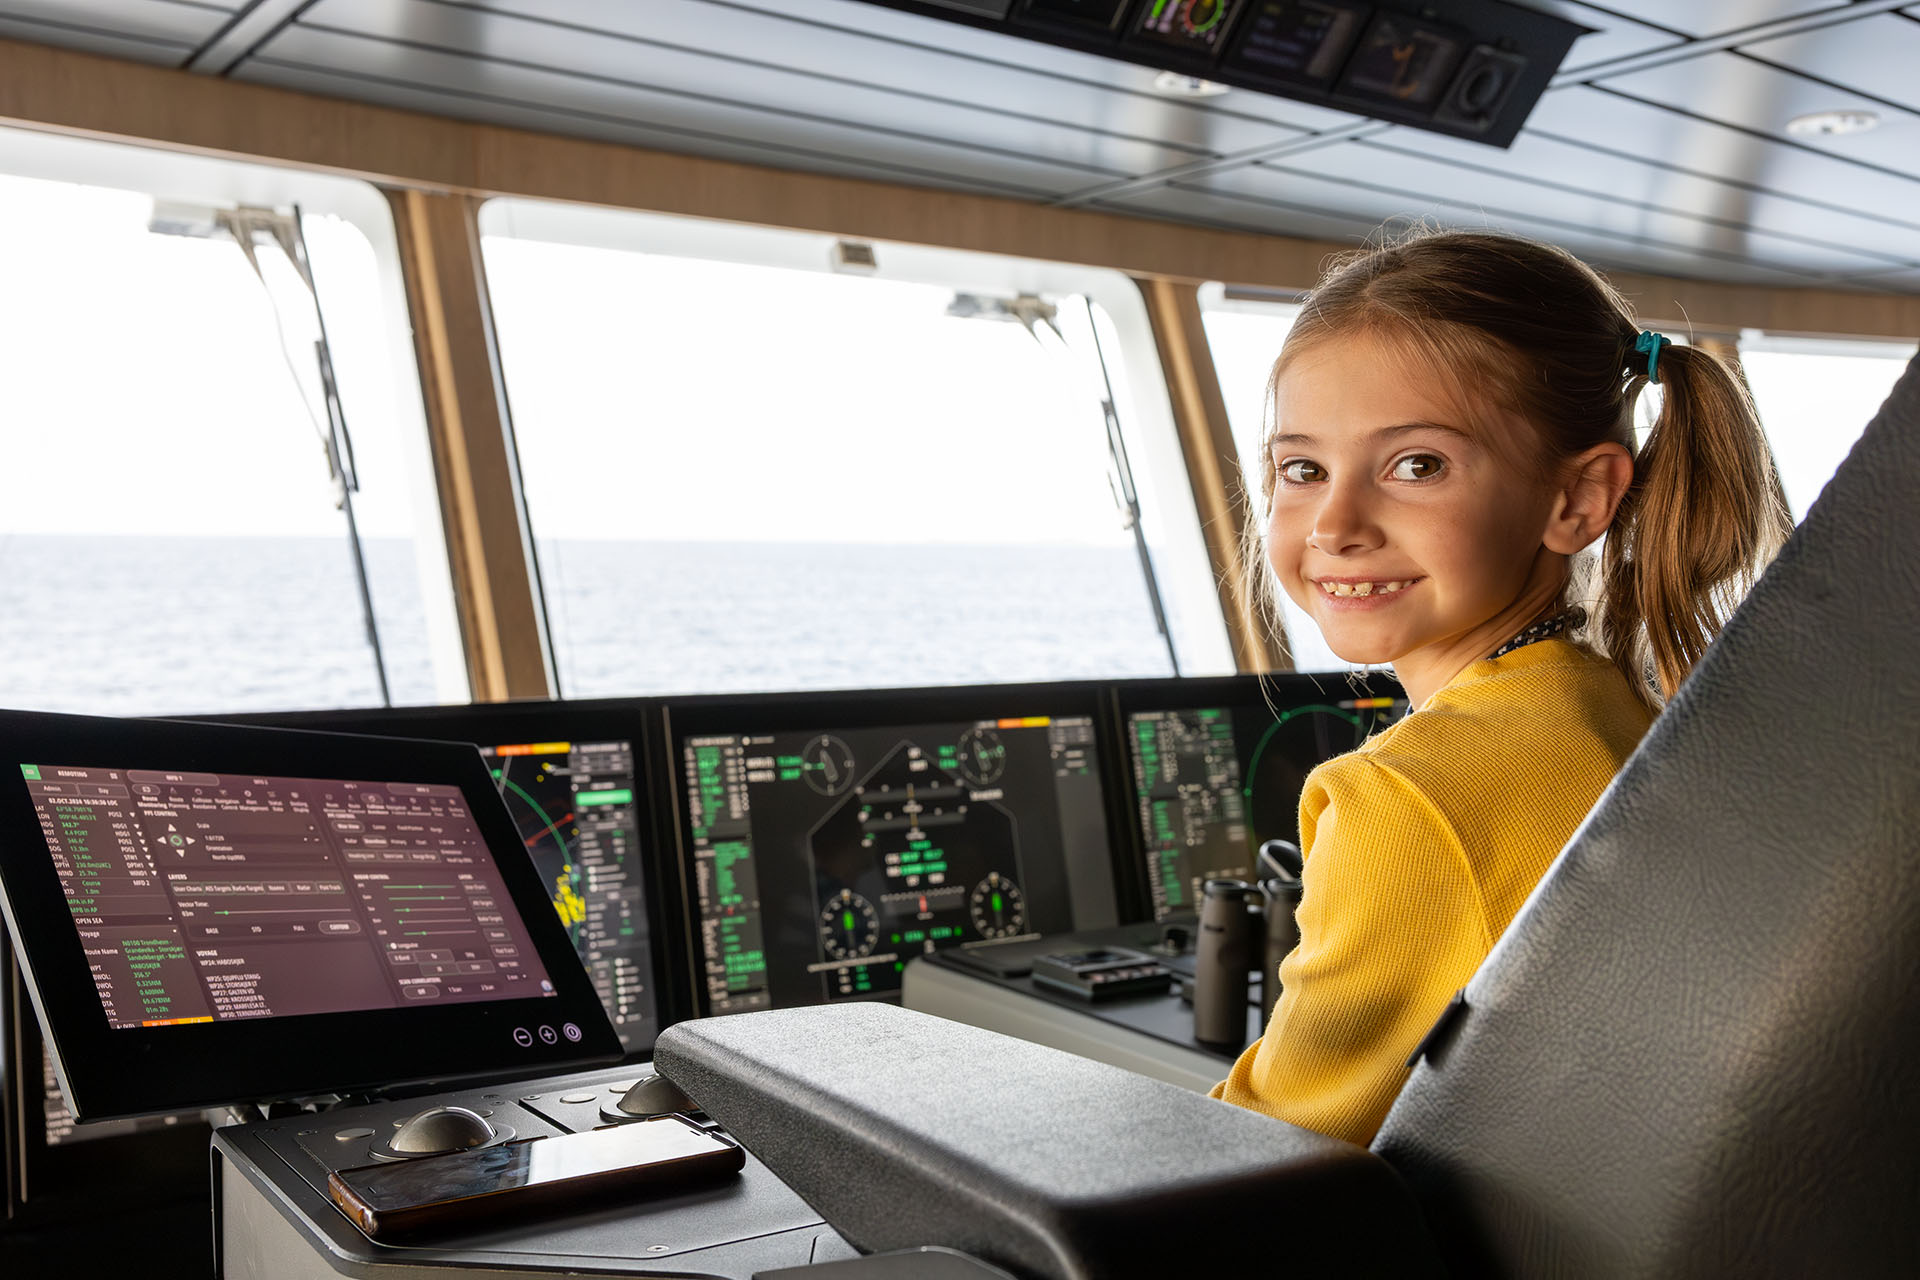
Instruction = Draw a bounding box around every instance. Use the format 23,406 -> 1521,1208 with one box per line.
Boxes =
1374,352 -> 1920,1278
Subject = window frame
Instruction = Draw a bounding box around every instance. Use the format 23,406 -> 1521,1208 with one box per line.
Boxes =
0,124 -> 470,706
476,197 -> 1238,685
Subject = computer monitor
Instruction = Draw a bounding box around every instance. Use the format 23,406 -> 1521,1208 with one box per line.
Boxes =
223,701 -> 673,1056
0,710 -> 620,1121
1116,672 -> 1406,920
669,684 -> 1122,1015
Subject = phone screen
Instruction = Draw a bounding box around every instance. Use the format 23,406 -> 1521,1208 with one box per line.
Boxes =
329,1117 -> 741,1235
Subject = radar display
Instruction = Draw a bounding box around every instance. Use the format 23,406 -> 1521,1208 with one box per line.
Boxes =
480,740 -> 654,1051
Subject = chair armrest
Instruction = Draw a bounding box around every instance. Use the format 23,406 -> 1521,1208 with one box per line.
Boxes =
655,1004 -> 1440,1280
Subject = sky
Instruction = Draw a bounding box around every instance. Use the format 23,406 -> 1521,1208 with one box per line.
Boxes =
481,237 -> 1134,547
0,174 -> 419,540
0,171 -> 1139,552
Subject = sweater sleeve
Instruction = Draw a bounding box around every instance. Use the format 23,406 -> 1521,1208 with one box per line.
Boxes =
1210,755 -> 1492,1146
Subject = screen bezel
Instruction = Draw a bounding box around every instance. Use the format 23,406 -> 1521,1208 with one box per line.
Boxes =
665,681 -> 1130,1016
0,710 -> 623,1121
213,698 -> 687,1056
4,946 -> 210,1213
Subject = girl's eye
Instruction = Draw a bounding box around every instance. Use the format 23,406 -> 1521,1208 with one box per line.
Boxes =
1389,453 -> 1445,481
1278,459 -> 1325,484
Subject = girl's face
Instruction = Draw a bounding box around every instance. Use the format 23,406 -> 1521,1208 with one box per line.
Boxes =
1265,333 -> 1568,704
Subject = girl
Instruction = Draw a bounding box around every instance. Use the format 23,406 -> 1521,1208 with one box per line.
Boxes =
1212,230 -> 1790,1146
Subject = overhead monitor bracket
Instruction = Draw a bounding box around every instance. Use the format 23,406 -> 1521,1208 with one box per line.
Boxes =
857,0 -> 1587,148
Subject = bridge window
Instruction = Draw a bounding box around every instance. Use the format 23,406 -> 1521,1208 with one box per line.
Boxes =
1197,284 -> 1346,671
0,128 -> 464,716
1739,335 -> 1918,524
478,200 -> 1232,696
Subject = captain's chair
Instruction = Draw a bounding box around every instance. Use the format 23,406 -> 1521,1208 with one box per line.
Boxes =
657,352 -> 1920,1279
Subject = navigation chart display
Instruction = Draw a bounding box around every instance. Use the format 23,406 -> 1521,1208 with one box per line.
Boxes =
23,764 -> 556,1029
1125,678 -> 1405,919
682,710 -> 1114,1014
478,739 -> 655,1051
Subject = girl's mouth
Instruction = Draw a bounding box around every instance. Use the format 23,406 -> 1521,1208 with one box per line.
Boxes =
1316,577 -> 1418,598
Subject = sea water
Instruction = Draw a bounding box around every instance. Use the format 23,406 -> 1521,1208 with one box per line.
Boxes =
0,534 -> 1174,716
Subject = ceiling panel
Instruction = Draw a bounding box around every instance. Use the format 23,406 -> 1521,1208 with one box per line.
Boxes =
1167,162 -> 1830,285
404,0 -> 1312,157
1567,0 -> 1852,38
232,57 -> 1065,201
297,0 -> 1227,177
1741,11 -> 1920,115
0,0 -> 231,61
709,0 -> 1369,135
0,0 -> 1915,291
1595,50 -> 1920,176
250,23 -> 1134,197
1327,133 -> 1920,272
1521,86 -> 1920,232
0,17 -> 188,64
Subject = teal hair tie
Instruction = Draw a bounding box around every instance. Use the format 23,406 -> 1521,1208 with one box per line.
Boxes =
1634,329 -> 1669,384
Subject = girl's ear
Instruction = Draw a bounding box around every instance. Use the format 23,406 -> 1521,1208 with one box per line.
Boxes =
1543,443 -> 1634,555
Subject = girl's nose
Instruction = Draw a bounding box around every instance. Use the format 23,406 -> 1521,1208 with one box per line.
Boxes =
1306,479 -> 1383,556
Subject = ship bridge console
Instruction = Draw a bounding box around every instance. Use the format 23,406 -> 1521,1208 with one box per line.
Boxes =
0,673 -> 1402,1277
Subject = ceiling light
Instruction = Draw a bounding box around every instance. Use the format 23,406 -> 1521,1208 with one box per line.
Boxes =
1152,71 -> 1230,98
1785,109 -> 1879,138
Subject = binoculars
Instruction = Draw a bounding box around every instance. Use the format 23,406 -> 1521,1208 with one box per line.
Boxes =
1192,840 -> 1304,1051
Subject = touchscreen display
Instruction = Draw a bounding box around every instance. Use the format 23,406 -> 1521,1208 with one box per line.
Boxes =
23,764 -> 556,1029
682,712 -> 1113,1013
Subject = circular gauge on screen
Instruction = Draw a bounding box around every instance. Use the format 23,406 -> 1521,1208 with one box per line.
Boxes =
1181,0 -> 1230,37
801,734 -> 857,796
969,872 -> 1027,940
820,889 -> 880,960
955,727 -> 1007,787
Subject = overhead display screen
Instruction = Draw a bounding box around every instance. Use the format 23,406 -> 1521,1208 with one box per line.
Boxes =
1015,0 -> 1129,33
1223,0 -> 1368,84
1128,0 -> 1247,57
679,703 -> 1116,1014
1337,12 -> 1468,106
1121,676 -> 1404,920
24,764 -> 555,1027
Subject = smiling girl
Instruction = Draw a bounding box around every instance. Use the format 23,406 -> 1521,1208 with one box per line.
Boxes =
1213,231 -> 1790,1145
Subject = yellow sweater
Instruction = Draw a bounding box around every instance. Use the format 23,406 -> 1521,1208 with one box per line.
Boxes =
1212,638 -> 1652,1145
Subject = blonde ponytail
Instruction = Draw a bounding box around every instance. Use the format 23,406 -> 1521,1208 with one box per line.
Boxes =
1599,344 -> 1791,702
